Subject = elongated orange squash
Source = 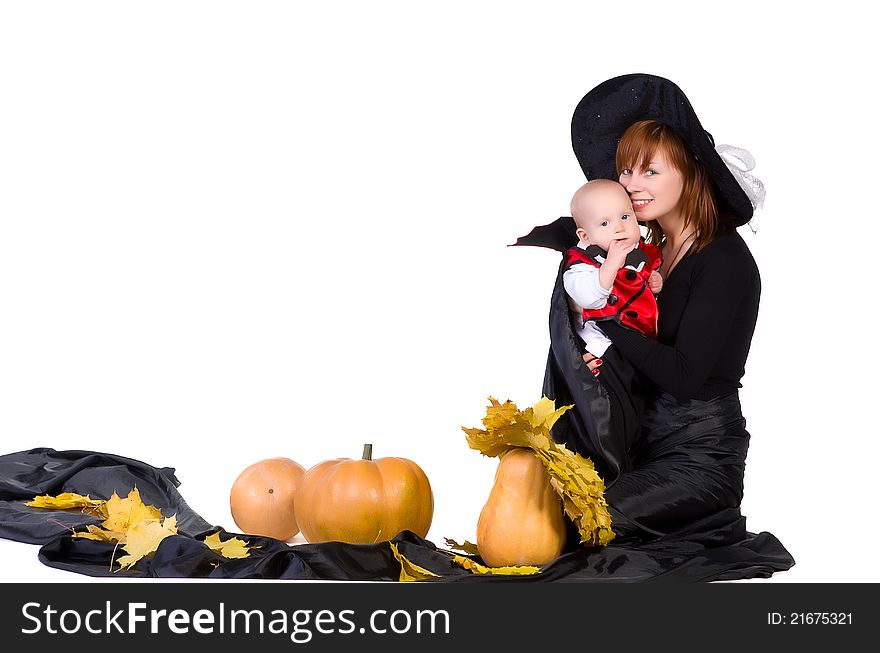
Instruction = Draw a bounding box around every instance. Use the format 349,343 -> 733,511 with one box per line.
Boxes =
476,447 -> 566,567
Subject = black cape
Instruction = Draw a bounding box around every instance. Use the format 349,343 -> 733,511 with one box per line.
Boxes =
514,216 -> 645,484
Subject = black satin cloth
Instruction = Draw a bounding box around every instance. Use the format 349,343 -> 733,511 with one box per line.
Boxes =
1,446 -> 794,582
605,392 -> 751,542
0,448 -> 212,545
542,256 -> 645,484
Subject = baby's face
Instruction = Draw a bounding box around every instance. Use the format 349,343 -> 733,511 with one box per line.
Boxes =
572,182 -> 640,251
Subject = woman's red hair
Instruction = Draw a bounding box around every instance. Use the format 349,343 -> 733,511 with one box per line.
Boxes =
615,120 -> 727,253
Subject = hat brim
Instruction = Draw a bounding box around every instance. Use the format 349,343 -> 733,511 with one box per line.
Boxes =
571,74 -> 753,227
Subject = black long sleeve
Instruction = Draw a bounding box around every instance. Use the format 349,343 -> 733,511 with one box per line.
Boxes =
601,231 -> 760,402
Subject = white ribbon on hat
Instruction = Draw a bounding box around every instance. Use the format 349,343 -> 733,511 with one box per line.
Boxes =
716,144 -> 765,233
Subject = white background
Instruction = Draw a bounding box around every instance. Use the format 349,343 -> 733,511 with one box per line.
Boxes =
1,1 -> 876,583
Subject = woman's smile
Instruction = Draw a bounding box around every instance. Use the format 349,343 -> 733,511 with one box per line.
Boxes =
620,153 -> 684,223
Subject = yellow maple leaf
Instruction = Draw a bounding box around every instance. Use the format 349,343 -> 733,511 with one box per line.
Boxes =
74,524 -> 117,542
390,542 -> 441,582
525,396 -> 571,432
25,492 -> 103,510
100,488 -> 163,536
115,515 -> 178,571
451,555 -> 541,576
28,487 -> 182,570
443,537 -> 480,556
202,532 -> 254,559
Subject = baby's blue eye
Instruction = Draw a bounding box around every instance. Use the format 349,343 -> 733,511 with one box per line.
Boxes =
600,221 -> 609,227
621,214 -> 630,220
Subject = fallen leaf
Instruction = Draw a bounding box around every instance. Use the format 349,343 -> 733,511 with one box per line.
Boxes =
451,555 -> 540,575
100,488 -> 163,536
443,538 -> 480,556
25,492 -> 103,510
24,487 -> 178,571
390,542 -> 440,582
74,524 -> 117,542
115,515 -> 178,571
203,532 -> 254,559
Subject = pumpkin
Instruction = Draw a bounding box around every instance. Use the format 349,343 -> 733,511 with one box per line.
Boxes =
476,447 -> 567,567
294,444 -> 433,544
229,457 -> 306,541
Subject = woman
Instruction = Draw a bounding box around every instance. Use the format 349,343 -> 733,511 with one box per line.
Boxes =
590,117 -> 760,540
519,74 -> 794,568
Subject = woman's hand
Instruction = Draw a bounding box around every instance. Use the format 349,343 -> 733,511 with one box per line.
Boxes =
568,298 -> 603,375
583,352 -> 603,377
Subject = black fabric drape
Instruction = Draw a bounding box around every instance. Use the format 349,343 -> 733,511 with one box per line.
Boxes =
1,447 -> 794,582
0,448 -> 211,545
542,258 -> 644,484
605,392 -> 751,540
515,217 -> 646,484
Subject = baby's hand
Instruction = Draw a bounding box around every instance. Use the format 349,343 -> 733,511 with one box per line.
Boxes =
606,237 -> 637,268
648,270 -> 663,294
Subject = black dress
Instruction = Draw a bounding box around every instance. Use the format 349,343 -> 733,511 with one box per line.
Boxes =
596,231 -> 761,540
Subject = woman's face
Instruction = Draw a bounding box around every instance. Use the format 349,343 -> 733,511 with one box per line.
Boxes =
618,151 -> 684,223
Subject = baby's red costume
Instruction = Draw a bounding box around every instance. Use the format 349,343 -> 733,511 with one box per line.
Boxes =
563,239 -> 662,338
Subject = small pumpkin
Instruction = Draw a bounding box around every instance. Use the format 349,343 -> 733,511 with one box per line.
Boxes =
476,447 -> 567,567
295,444 -> 433,544
230,457 -> 306,541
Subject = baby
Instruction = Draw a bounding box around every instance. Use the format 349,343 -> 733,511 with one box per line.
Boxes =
563,179 -> 663,360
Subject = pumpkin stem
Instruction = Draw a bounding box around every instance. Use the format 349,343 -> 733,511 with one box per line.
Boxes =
362,444 -> 373,461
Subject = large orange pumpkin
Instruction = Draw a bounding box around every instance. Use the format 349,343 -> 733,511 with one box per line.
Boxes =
476,447 -> 566,567
294,444 -> 433,544
230,457 -> 306,541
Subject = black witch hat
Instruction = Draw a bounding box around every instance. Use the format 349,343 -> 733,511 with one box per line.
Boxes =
514,74 -> 762,252
571,73 -> 756,227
